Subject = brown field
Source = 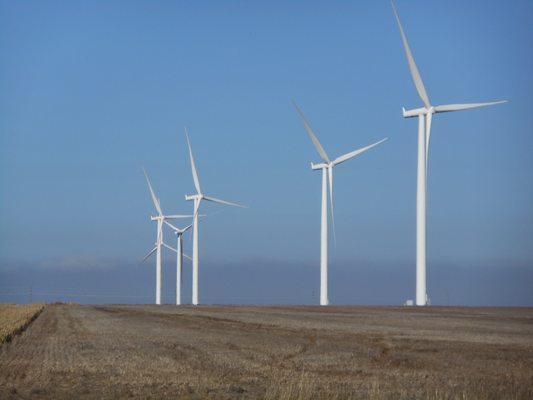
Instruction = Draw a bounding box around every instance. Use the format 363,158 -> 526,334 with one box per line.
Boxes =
0,304 -> 532,399
0,303 -> 44,344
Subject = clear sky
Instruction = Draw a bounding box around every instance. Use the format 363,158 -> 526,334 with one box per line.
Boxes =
1,1 -> 532,305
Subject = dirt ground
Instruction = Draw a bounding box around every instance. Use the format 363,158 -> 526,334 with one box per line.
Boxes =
0,304 -> 532,399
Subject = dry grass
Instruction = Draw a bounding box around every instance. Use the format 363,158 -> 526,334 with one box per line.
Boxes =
0,303 -> 44,344
0,304 -> 532,399
263,372 -> 531,400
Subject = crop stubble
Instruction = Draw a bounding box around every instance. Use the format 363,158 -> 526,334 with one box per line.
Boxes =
0,304 -> 532,399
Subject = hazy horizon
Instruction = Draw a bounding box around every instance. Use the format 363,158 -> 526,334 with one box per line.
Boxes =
2,258 -> 532,306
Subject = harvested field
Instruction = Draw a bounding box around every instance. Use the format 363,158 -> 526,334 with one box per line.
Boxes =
0,303 -> 44,344
0,304 -> 532,399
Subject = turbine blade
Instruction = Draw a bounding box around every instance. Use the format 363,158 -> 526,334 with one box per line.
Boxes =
142,167 -> 162,215
186,223 -> 193,246
164,220 -> 193,234
185,127 -> 202,195
391,1 -> 431,108
191,198 -> 202,228
333,138 -> 388,166
140,246 -> 157,264
292,101 -> 331,163
164,220 -> 181,232
183,253 -> 193,261
163,242 -> 177,253
328,167 -> 336,247
434,101 -> 507,113
203,195 -> 247,208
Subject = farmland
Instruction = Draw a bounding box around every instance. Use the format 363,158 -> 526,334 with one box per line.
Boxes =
0,304 -> 532,399
0,303 -> 44,344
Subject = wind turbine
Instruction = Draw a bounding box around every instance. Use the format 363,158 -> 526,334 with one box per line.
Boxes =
391,1 -> 506,306
293,101 -> 388,306
163,221 -> 193,306
141,168 -> 190,305
184,128 -> 246,305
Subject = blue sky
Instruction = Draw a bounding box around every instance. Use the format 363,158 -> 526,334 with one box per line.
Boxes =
1,1 -> 532,305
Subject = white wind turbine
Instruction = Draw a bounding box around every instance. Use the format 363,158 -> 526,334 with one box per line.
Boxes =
163,221 -> 193,305
391,1 -> 506,306
141,168 -> 189,305
184,128 -> 246,306
293,101 -> 388,306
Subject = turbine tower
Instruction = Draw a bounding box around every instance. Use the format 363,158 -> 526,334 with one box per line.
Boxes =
184,128 -> 246,306
141,168 -> 189,305
164,221 -> 193,305
293,101 -> 388,306
391,1 -> 506,306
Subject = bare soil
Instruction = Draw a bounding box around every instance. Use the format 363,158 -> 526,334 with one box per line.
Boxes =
0,304 -> 532,399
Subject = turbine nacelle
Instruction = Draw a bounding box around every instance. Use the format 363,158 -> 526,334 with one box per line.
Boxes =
150,215 -> 192,221
402,106 -> 433,118
311,162 -> 331,170
185,194 -> 203,201
164,220 -> 195,235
